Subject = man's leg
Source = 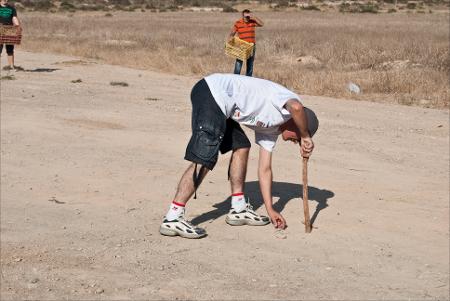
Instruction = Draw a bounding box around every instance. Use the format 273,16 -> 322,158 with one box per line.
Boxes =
173,163 -> 209,205
234,59 -> 243,74
228,147 -> 250,213
7,55 -> 13,68
245,54 -> 255,76
160,78 -> 224,239
160,163 -> 209,239
223,141 -> 269,225
225,147 -> 270,225
229,147 -> 249,194
6,45 -> 14,68
0,44 -> 4,68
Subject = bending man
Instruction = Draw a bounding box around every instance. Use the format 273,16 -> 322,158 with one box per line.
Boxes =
160,73 -> 318,239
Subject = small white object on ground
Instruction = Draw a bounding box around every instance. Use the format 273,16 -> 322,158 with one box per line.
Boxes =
347,82 -> 361,94
274,229 -> 287,239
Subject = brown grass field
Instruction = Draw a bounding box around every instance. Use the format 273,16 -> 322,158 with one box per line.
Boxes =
18,10 -> 449,108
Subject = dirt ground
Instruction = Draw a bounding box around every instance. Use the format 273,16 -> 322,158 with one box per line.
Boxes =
0,51 -> 448,300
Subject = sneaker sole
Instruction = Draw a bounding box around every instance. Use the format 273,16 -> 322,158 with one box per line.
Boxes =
225,216 -> 270,226
159,225 -> 207,239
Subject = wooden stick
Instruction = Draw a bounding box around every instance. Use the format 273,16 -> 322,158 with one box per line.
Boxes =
302,157 -> 312,233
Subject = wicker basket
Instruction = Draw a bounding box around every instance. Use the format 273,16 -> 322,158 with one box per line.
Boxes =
225,37 -> 254,61
0,25 -> 22,45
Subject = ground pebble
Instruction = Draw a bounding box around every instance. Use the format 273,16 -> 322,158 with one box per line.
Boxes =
95,288 -> 104,294
274,230 -> 287,239
30,278 -> 39,284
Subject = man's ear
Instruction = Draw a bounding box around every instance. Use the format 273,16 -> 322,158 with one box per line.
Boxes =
279,119 -> 300,141
280,107 -> 319,138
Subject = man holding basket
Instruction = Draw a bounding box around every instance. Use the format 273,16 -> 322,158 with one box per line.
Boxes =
0,0 -> 21,71
228,9 -> 263,77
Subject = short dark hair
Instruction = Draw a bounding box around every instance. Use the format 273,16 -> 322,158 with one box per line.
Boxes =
242,9 -> 250,14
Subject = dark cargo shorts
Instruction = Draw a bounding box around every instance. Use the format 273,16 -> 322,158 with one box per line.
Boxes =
184,79 -> 251,170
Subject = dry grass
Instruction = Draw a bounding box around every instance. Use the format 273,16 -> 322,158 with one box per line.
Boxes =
20,11 -> 449,108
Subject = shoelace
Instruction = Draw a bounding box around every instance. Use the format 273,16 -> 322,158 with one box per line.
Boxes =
245,202 -> 258,214
178,214 -> 198,229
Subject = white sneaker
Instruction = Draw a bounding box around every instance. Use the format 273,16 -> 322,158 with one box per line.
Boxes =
225,198 -> 270,226
159,216 -> 207,239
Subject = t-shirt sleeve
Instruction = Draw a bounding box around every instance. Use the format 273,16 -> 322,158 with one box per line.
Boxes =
12,7 -> 17,17
271,85 -> 302,113
255,131 -> 279,152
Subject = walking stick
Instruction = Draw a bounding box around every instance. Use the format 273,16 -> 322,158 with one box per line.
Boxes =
302,157 -> 312,233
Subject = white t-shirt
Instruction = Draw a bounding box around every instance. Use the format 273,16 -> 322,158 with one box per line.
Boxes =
204,73 -> 301,152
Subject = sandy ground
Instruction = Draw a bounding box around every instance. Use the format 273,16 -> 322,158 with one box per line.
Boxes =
0,51 -> 449,300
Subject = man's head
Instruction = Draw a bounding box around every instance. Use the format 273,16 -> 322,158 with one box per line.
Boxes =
279,107 -> 319,142
242,9 -> 251,22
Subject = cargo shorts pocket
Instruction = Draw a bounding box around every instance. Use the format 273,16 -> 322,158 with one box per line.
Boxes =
189,125 -> 222,162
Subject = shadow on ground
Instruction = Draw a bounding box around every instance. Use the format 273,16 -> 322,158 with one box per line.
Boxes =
2,66 -> 60,73
24,68 -> 59,73
191,181 -> 334,227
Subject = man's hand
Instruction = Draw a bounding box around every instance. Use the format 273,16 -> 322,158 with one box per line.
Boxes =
250,15 -> 264,27
267,209 -> 287,229
301,136 -> 314,158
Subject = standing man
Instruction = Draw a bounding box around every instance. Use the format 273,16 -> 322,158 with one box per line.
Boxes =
0,0 -> 20,71
159,73 -> 318,239
228,9 -> 263,77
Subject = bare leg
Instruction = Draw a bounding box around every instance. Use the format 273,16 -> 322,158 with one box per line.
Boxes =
7,54 -> 13,68
229,147 -> 250,194
173,163 -> 209,205
225,148 -> 270,226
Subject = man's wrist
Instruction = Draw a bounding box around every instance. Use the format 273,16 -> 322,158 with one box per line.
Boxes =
301,133 -> 310,139
265,204 -> 275,212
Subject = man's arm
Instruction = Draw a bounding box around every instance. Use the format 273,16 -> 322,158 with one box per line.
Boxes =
258,147 -> 286,229
228,25 -> 237,41
284,99 -> 314,157
12,7 -> 20,26
12,16 -> 19,26
251,15 -> 264,27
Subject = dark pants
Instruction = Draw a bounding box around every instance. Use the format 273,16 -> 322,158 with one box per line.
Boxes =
0,44 -> 14,55
234,46 -> 255,77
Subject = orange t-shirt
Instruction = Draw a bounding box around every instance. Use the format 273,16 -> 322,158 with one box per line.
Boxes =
233,18 -> 257,44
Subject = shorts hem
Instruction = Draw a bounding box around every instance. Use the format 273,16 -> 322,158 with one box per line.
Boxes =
184,153 -> 215,171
